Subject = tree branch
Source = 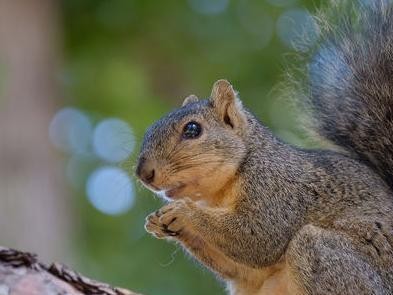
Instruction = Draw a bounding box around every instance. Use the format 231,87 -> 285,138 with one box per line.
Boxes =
0,247 -> 141,295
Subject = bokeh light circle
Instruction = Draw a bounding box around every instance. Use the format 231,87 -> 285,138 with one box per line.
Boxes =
276,9 -> 319,52
86,166 -> 134,215
92,118 -> 135,163
49,107 -> 92,154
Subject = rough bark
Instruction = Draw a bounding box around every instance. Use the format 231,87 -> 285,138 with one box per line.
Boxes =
0,247 -> 141,295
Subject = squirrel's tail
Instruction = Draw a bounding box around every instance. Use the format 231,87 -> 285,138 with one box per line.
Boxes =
300,0 -> 393,188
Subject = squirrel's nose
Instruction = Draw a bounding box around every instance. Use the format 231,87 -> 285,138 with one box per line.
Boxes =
136,157 -> 155,184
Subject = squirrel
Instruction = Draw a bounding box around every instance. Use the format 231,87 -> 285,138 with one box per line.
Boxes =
135,1 -> 393,294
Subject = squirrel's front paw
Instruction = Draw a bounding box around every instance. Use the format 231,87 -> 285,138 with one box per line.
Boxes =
145,200 -> 193,239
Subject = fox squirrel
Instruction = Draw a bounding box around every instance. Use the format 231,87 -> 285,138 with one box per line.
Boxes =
136,1 -> 393,294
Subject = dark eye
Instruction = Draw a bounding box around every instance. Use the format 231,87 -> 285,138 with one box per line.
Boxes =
182,121 -> 202,139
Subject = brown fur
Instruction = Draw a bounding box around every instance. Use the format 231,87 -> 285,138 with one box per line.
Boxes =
137,79 -> 393,294
136,1 -> 393,294
145,199 -> 296,295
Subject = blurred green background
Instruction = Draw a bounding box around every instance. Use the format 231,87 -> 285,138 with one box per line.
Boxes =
0,0 -> 320,294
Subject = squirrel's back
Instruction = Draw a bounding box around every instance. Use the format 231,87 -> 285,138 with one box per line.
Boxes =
298,0 -> 393,188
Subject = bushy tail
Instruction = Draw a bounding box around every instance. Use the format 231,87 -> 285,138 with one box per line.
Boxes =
301,0 -> 393,188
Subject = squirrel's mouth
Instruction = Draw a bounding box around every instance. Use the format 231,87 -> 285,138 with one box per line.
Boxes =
142,182 -> 186,201
139,181 -> 159,192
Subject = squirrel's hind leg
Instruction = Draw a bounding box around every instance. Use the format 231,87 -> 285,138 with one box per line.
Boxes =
286,224 -> 387,295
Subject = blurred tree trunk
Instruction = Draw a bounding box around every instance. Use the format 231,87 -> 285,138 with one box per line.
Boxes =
0,0 -> 71,262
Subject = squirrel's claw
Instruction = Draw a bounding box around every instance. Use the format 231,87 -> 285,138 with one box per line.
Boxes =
145,200 -> 193,240
144,215 -> 168,239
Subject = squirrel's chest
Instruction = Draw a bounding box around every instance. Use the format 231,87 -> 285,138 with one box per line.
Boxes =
229,262 -> 300,295
256,267 -> 294,295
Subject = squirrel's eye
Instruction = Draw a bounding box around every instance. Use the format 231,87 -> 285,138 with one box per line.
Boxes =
182,121 -> 202,139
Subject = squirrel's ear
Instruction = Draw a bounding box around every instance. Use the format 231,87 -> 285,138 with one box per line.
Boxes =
182,94 -> 199,106
210,79 -> 247,130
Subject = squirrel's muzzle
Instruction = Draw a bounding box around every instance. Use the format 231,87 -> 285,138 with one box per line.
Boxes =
136,156 -> 155,185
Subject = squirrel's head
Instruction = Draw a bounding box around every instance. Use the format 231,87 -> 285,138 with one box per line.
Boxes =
136,80 -> 249,204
